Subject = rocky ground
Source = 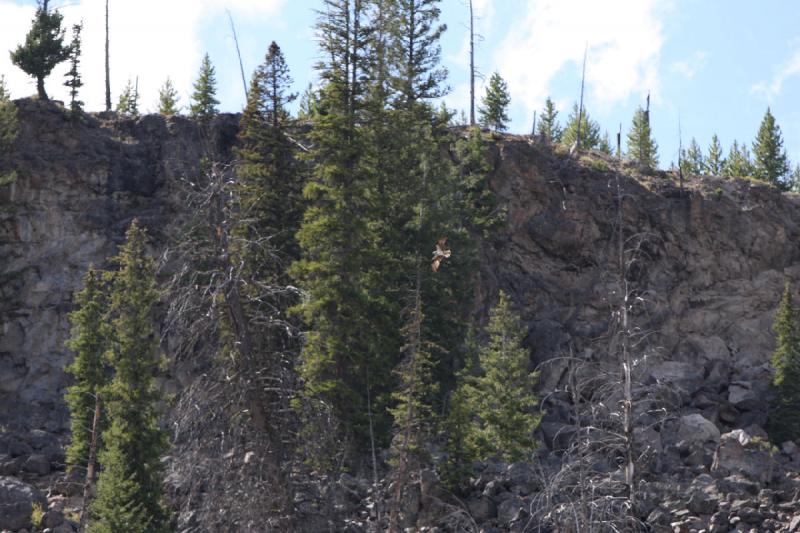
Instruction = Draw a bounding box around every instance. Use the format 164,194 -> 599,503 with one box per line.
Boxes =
3,101 -> 800,531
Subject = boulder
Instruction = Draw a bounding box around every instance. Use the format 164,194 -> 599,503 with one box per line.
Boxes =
727,382 -> 759,411
467,495 -> 497,522
502,462 -> 539,495
0,476 -> 46,531
22,453 -> 51,476
677,414 -> 721,444
650,361 -> 703,397
712,430 -> 776,484
496,495 -> 526,525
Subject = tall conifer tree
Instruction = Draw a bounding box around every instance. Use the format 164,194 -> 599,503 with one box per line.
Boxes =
479,72 -> 510,132
89,221 -> 168,533
10,0 -> 70,100
626,106 -> 658,168
190,53 -> 219,120
64,22 -> 83,113
537,97 -> 562,143
64,267 -> 108,473
767,283 -> 800,444
753,107 -> 790,189
156,78 -> 179,116
562,102 -> 601,149
706,134 -> 725,175
723,140 -> 754,178
682,137 -> 704,175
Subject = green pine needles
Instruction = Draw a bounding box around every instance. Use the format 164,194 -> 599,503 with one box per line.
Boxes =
190,53 -> 219,121
64,267 -> 108,473
479,72 -> 510,132
65,220 -> 170,533
753,107 -> 790,189
447,292 -> 541,468
767,283 -> 800,444
10,0 -> 71,101
157,78 -> 179,116
626,105 -> 658,169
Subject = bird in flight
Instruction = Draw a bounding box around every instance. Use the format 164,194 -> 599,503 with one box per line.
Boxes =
431,237 -> 451,272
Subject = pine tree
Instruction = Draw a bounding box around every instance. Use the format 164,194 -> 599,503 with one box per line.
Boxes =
598,131 -> 613,155
0,76 -> 17,153
292,0 -> 386,452
626,106 -> 658,168
562,102 -> 601,150
190,53 -> 219,120
10,0 -> 71,100
705,134 -> 725,175
753,107 -> 790,189
64,267 -> 108,473
682,138 -> 705,175
116,79 -> 139,116
723,140 -> 754,178
479,72 -> 510,132
156,77 -> 179,116
461,292 -> 541,462
235,41 -> 301,259
767,283 -> 800,444
63,22 -> 83,113
297,83 -> 319,120
537,97 -> 562,143
89,220 -> 169,533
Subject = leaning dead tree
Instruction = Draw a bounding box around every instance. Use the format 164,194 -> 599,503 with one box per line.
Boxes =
531,173 -> 674,532
163,162 -> 300,532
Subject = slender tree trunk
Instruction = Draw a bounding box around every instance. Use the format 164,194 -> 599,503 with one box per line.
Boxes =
469,0 -> 475,126
79,393 -> 102,531
36,77 -> 47,101
576,44 -> 587,150
105,0 -> 111,112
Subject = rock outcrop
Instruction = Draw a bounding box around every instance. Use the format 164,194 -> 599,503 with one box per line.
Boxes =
3,100 -> 800,530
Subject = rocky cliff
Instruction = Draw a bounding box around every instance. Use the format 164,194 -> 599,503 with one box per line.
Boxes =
2,100 -> 800,531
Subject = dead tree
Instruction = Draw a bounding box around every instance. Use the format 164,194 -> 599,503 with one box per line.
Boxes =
469,0 -> 475,126
104,0 -> 110,112
163,162 -> 300,531
530,174 -> 674,532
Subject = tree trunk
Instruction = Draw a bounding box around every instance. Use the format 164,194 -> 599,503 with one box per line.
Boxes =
469,0 -> 475,126
36,77 -> 47,101
105,0 -> 111,112
79,393 -> 102,531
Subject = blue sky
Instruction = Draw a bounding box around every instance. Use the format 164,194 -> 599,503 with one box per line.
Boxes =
1,0 -> 799,170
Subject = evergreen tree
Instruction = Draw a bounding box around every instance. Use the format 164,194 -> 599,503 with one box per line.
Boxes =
682,138 -> 705,175
189,53 -> 219,120
789,164 -> 800,193
705,133 -> 725,175
64,267 -> 108,472
753,107 -> 790,189
235,41 -> 302,259
723,140 -> 754,178
626,105 -> 658,168
10,0 -> 70,100
461,292 -> 541,462
292,0 -> 386,451
387,0 -> 448,106
537,97 -> 562,143
767,283 -> 800,444
479,72 -> 510,132
562,102 -> 601,150
598,131 -> 613,155
116,79 -> 139,116
63,22 -> 83,113
297,83 -> 319,120
89,220 -> 169,533
0,76 -> 17,154
156,77 -> 179,116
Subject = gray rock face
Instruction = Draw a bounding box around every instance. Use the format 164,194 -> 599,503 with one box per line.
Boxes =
712,430 -> 776,483
678,414 -> 721,444
0,475 -> 46,530
0,99 -> 239,433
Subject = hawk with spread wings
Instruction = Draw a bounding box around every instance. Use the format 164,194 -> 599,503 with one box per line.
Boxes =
431,237 -> 451,272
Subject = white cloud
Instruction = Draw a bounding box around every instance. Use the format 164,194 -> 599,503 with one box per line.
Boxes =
670,51 -> 708,80
0,0 -> 283,111
751,46 -> 800,100
493,0 -> 668,119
